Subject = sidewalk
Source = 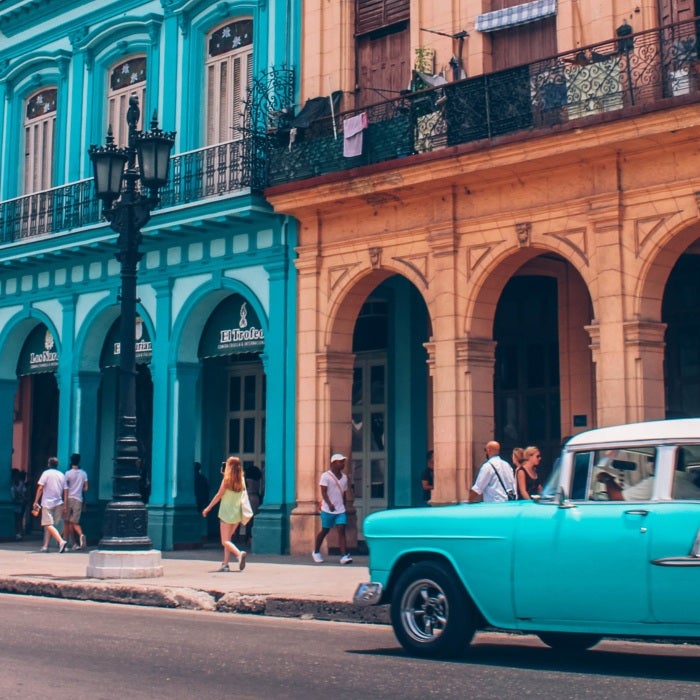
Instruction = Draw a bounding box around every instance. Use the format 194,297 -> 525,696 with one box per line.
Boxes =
0,537 -> 389,625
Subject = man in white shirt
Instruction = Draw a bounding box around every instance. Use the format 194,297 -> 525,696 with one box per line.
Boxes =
63,453 -> 89,550
33,457 -> 68,553
312,453 -> 353,565
469,441 -> 517,503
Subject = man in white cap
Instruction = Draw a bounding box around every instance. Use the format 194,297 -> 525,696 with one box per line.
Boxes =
313,453 -> 352,564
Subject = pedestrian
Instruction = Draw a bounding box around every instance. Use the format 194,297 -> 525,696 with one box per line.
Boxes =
516,446 -> 543,500
194,461 -> 209,512
511,447 -> 525,470
10,468 -> 28,540
33,457 -> 68,553
313,453 -> 353,565
421,450 -> 434,504
201,456 -> 248,572
469,440 -> 517,503
63,453 -> 89,550
243,463 -> 263,548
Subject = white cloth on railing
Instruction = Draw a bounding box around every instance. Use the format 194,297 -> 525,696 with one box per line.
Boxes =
343,112 -> 369,157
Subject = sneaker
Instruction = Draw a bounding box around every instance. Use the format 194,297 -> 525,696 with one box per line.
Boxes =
312,551 -> 324,563
79,534 -> 87,550
40,546 -> 49,553
59,540 -> 68,554
71,543 -> 81,551
217,563 -> 230,572
239,551 -> 247,572
340,553 -> 353,565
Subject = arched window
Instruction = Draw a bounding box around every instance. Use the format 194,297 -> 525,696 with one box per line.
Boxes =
23,87 -> 57,194
108,56 -> 147,146
205,19 -> 253,145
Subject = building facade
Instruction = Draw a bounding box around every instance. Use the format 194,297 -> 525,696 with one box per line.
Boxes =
0,0 -> 301,552
265,0 -> 700,553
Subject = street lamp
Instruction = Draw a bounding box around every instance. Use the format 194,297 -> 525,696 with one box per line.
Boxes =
88,93 -> 175,558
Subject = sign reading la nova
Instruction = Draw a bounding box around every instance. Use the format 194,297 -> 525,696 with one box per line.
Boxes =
17,324 -> 59,375
199,294 -> 265,358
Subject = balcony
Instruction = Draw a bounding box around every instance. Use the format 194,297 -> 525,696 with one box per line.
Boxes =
0,138 -> 258,246
267,18 -> 700,186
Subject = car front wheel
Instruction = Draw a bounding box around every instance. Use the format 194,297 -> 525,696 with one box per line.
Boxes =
390,561 -> 475,658
537,632 -> 602,652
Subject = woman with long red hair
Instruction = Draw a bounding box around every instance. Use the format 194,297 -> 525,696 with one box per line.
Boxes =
202,456 -> 247,571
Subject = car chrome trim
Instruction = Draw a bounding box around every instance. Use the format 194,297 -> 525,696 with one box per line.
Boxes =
353,582 -> 383,606
651,557 -> 700,567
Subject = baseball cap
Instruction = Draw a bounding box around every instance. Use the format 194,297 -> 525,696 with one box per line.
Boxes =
330,453 -> 346,462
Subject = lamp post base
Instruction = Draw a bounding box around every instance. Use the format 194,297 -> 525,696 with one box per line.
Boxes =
86,549 -> 164,579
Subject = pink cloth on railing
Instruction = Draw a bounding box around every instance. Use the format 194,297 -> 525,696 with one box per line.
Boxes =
343,112 -> 369,157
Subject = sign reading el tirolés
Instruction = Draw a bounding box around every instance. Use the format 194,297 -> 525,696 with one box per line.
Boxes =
17,324 -> 59,375
100,316 -> 152,368
199,294 -> 265,358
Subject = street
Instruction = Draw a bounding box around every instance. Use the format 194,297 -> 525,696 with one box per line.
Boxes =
2,595 -> 699,699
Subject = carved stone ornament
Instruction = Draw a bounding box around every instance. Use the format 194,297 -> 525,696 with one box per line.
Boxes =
369,247 -> 382,269
516,222 -> 531,246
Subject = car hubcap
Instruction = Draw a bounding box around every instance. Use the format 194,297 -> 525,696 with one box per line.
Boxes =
400,577 -> 448,642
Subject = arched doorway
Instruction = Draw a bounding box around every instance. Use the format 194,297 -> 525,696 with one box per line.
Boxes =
493,260 -> 594,475
198,294 -> 266,541
350,276 -> 431,537
663,248 -> 700,418
14,323 -> 60,525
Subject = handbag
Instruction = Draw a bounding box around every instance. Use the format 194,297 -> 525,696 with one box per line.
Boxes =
241,488 -> 254,525
490,461 -> 517,501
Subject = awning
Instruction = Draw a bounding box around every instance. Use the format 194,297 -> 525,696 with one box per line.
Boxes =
17,324 -> 58,375
100,316 -> 152,368
198,294 -> 265,359
475,0 -> 557,33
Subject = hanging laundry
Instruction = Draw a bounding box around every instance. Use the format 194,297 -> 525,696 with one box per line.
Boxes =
343,112 -> 368,157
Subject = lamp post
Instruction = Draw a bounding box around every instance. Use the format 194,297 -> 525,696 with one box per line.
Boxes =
88,94 -> 174,561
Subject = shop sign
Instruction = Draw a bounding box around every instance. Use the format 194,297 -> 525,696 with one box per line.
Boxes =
101,316 -> 152,368
199,294 -> 265,358
17,324 -> 59,375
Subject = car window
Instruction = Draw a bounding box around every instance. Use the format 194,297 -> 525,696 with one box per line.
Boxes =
673,445 -> 700,500
588,447 -> 656,501
571,451 -> 592,499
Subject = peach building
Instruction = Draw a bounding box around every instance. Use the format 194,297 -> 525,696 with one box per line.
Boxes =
267,1 -> 700,554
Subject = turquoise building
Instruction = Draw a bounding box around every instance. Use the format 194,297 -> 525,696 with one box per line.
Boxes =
0,0 -> 300,552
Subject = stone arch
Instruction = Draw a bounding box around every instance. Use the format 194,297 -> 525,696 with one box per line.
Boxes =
0,309 -> 61,382
636,217 -> 700,322
170,277 -> 268,365
325,264 -> 432,353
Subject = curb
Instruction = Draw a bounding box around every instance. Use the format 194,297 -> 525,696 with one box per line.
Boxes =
0,576 -> 390,625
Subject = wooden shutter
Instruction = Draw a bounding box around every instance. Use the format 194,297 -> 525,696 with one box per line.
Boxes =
356,0 -> 409,35
658,0 -> 695,26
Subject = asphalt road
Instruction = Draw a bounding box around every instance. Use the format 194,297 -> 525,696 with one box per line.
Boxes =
2,595 -> 700,699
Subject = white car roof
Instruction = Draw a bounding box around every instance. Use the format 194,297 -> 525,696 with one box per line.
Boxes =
566,418 -> 700,448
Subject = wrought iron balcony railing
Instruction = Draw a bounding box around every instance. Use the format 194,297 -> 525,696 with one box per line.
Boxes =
0,138 -> 257,245
267,17 -> 700,186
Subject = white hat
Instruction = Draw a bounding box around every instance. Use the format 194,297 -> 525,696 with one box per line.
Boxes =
330,453 -> 346,462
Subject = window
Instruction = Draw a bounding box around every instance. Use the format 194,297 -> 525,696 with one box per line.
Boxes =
23,88 -> 57,194
586,448 -> 657,501
673,445 -> 700,499
355,0 -> 410,107
108,56 -> 147,146
206,19 -> 253,145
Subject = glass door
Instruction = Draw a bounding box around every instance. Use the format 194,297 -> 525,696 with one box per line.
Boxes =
351,352 -> 388,536
226,361 -> 266,473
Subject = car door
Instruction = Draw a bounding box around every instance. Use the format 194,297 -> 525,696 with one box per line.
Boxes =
513,450 -> 652,623
648,446 -> 700,624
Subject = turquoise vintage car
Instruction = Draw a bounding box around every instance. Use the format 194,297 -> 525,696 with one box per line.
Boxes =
354,419 -> 700,658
